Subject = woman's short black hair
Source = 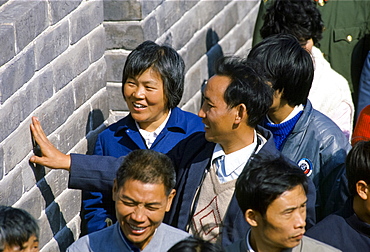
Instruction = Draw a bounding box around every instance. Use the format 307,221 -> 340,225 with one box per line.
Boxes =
122,40 -> 185,109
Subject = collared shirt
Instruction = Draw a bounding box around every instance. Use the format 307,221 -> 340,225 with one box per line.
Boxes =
246,230 -> 255,252
211,130 -> 258,183
136,110 -> 172,148
266,104 -> 304,124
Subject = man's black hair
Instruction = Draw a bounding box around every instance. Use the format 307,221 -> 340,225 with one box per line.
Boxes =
346,140 -> 370,196
236,153 -> 308,216
260,0 -> 324,46
214,56 -> 273,128
116,149 -> 176,196
247,34 -> 314,106
0,206 -> 39,252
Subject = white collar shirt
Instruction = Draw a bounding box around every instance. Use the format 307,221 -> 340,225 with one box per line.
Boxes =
136,109 -> 171,148
211,130 -> 258,183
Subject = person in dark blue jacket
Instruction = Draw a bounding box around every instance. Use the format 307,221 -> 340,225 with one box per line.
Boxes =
29,57 -> 316,246
248,34 -> 351,221
306,140 -> 370,251
84,41 -> 204,234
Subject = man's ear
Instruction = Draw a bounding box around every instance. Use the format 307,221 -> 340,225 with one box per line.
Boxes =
165,189 -> 176,212
112,179 -> 118,201
356,180 -> 369,200
245,209 -> 260,227
234,103 -> 247,124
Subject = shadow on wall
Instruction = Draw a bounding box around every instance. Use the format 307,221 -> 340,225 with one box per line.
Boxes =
28,109 -> 106,251
85,109 -> 105,155
201,29 -> 224,106
80,109 -> 106,236
29,162 -> 75,252
206,28 -> 224,78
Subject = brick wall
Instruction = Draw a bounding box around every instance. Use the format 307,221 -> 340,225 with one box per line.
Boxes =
0,0 -> 259,251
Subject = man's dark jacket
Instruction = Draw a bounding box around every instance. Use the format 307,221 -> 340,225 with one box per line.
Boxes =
68,126 -> 316,246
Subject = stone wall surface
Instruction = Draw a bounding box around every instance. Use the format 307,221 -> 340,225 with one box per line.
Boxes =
0,0 -> 259,251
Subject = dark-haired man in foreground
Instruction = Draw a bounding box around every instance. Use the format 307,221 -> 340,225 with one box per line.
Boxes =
226,153 -> 339,252
67,149 -> 190,252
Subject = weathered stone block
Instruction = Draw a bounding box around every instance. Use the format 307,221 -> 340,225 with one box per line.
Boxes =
182,56 -> 208,105
52,38 -> 90,92
54,105 -> 90,154
49,0 -> 82,25
107,82 -> 128,111
73,57 -> 107,109
181,90 -> 202,115
142,15 -> 158,42
0,24 -> 15,66
235,0 -> 259,24
103,0 -> 142,21
105,50 -> 128,82
36,85 -> 75,137
0,167 -> 22,205
35,20 -> 69,70
155,1 -> 187,36
22,161 -> 39,192
22,68 -> 54,121
170,1 -> 228,50
0,46 -> 35,104
14,186 -> 45,219
37,213 -> 55,249
0,1 -> 48,51
3,122 -> 34,174
44,169 -> 69,201
0,94 -> 22,143
88,25 -> 106,63
211,3 -> 239,42
104,21 -> 144,50
0,144 -> 3,180
179,29 -> 208,72
56,189 -> 82,225
141,0 -> 162,17
90,91 -> 110,130
70,1 -> 104,45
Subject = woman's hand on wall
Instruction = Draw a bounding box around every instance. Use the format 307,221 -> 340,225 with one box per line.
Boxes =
29,116 -> 71,171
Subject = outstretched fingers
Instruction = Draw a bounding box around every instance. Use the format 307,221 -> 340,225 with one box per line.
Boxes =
29,117 -> 71,171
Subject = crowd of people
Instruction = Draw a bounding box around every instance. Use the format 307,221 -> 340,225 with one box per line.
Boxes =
2,0 -> 369,251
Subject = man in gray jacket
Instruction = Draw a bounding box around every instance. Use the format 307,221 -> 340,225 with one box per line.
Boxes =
225,153 -> 340,252
248,34 -> 351,221
67,149 -> 190,252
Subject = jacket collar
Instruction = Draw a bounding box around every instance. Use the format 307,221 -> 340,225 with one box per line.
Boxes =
114,107 -> 187,137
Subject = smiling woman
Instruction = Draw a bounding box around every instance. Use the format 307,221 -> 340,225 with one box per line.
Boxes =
83,41 -> 204,234
123,68 -> 169,132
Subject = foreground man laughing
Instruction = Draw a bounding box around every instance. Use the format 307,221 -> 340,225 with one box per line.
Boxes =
67,149 -> 189,252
